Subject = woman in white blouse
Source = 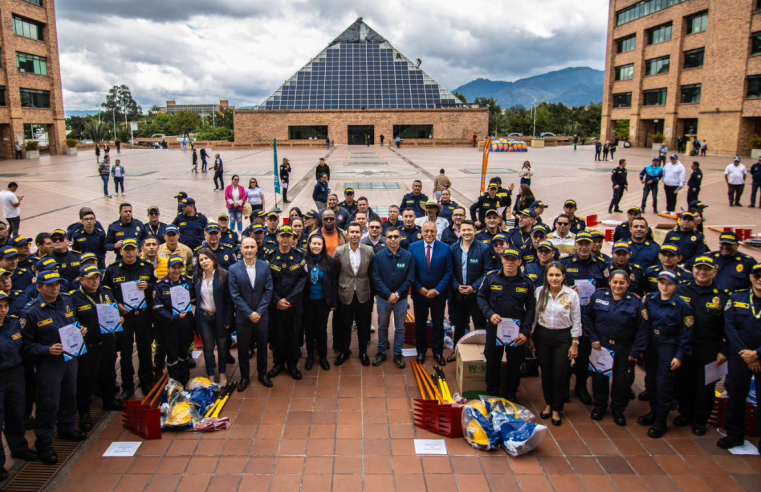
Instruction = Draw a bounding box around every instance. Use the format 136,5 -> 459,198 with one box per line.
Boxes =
531,261 -> 580,426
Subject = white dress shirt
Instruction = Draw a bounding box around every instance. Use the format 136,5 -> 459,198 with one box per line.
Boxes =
245,261 -> 257,287
200,271 -> 216,312
725,163 -> 748,185
349,245 -> 362,275
662,161 -> 686,187
534,285 -> 582,337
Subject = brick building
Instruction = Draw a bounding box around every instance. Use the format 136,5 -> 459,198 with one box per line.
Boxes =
601,0 -> 761,156
0,0 -> 66,158
235,18 -> 487,145
159,99 -> 233,116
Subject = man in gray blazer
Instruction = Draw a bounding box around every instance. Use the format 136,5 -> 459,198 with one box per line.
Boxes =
228,237 -> 274,389
334,222 -> 375,366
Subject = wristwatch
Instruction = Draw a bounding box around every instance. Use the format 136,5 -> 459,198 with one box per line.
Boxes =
572,339 -> 579,345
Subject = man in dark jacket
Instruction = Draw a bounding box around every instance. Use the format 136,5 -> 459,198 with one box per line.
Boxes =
172,198 -> 208,250
749,156 -> 761,207
399,180 -> 428,218
313,174 -> 330,210
105,203 -> 144,261
609,159 -> 628,213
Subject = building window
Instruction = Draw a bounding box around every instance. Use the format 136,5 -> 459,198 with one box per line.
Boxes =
752,32 -> 761,55
13,17 -> 44,41
645,56 -> 670,75
16,53 -> 48,75
288,125 -> 328,140
613,93 -> 632,108
0,86 -> 6,106
647,23 -> 672,45
614,64 -> 634,81
393,125 -> 434,139
643,88 -> 667,106
680,84 -> 702,103
616,35 -> 636,54
684,48 -> 705,69
24,124 -> 48,148
22,0 -> 43,5
19,88 -> 50,108
686,12 -> 708,35
617,0 -> 687,26
748,76 -> 761,99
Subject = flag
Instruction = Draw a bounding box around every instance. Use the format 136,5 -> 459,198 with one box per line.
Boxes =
480,136 -> 492,194
273,138 -> 281,194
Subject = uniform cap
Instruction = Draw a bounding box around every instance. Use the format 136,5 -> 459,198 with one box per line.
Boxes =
250,224 -> 265,234
519,208 -> 537,219
164,225 -> 179,235
627,206 -> 641,214
612,242 -> 631,253
218,213 -> 229,220
537,240 -> 554,251
734,156 -> 741,162
488,183 -> 499,190
531,224 -> 548,235
660,244 -> 681,255
492,233 -> 507,243
0,269 -> 10,277
79,252 -> 98,262
693,256 -> 716,268
121,238 -> 139,249
656,270 -> 678,284
11,236 -> 29,246
174,192 -> 188,199
590,230 -> 605,239
344,187 -> 355,194
79,265 -> 103,278
484,209 -> 500,217
182,197 -> 196,206
205,223 -> 220,233
531,200 -> 548,209
0,246 -> 19,258
51,229 -> 67,237
680,212 -> 695,220
147,206 -> 159,213
167,255 -> 185,267
278,225 -> 294,236
255,210 -> 266,218
564,199 -> 577,208
502,248 -> 521,259
35,258 -> 58,271
489,177 -> 502,184
719,232 -> 739,244
0,291 -> 9,303
304,210 -> 318,219
689,200 -> 708,210
753,264 -> 761,273
575,232 -> 592,243
37,271 -> 64,285
266,211 -> 279,218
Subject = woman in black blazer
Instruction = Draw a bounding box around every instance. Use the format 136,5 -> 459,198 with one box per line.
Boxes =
194,248 -> 234,384
302,234 -> 338,371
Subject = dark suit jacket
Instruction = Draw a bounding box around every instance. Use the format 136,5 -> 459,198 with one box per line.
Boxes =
302,256 -> 339,309
193,267 -> 234,335
450,240 -> 493,291
228,259 -> 273,326
410,239 -> 454,296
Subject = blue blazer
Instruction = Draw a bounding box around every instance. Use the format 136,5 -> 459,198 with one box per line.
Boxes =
410,239 -> 454,296
228,259 -> 274,326
450,240 -> 493,290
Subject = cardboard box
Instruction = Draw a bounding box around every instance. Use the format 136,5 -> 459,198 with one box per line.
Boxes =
651,223 -> 676,245
455,344 -> 506,399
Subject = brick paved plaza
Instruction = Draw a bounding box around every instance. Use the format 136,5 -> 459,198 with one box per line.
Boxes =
3,143 -> 761,491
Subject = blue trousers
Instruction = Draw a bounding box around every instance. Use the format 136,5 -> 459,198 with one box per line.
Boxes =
0,365 -> 29,468
641,183 -> 658,211
377,297 -> 408,356
101,175 -> 110,196
724,354 -> 761,441
644,341 -> 678,424
35,357 -> 77,452
113,176 -> 124,193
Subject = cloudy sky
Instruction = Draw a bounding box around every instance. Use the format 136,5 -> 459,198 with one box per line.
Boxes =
56,0 -> 610,111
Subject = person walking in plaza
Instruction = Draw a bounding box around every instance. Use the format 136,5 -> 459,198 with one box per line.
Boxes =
98,155 -> 112,199
594,140 -> 602,161
639,158 -> 662,213
115,139 -> 121,154
94,144 -> 100,163
572,135 -> 578,151
519,161 -> 534,186
749,156 -> 761,207
191,148 -> 198,173
609,141 -> 617,161
313,173 -> 330,211
302,235 -> 337,371
662,155 -> 686,214
280,158 -> 291,203
602,142 -> 609,161
0,182 -> 23,237
200,146 -> 209,172
212,153 -> 225,191
532,261 -> 580,426
725,157 -> 748,207
687,161 -> 703,205
111,159 -> 126,196
14,141 -> 22,160
224,175 -> 247,232
315,158 -> 330,182
194,249 -> 233,385
608,159 -> 628,214
658,144 -> 668,165
432,169 -> 451,201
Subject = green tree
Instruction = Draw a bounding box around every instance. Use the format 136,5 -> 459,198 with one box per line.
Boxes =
452,92 -> 468,104
473,97 -> 502,136
217,108 -> 234,130
168,110 -> 201,136
66,116 -> 88,139
102,85 -> 142,120
83,119 -> 110,143
195,125 -> 234,141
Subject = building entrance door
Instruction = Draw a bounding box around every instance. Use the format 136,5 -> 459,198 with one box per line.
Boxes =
348,125 -> 374,145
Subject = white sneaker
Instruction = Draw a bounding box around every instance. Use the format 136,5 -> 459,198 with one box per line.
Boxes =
219,374 -> 227,386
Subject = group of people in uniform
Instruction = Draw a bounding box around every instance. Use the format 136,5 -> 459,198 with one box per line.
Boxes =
0,157 -> 759,477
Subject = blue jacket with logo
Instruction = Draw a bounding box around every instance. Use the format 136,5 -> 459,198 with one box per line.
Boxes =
372,247 -> 416,300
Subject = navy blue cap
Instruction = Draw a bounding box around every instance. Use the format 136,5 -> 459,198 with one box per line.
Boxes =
502,248 -> 521,259
612,242 -> 631,253
519,209 -> 537,219
0,246 -> 19,258
205,223 -> 220,233
657,270 -> 678,284
11,236 -> 29,247
164,225 -> 179,235
37,271 -> 64,285
79,265 -> 103,278
250,224 -> 265,234
167,255 -> 185,268
689,200 -> 708,210
531,200 -> 548,209
35,258 -> 58,272
174,192 -> 188,199
182,198 -> 195,206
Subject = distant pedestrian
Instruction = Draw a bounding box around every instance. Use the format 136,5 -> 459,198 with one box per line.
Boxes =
315,158 -> 330,182
313,174 -> 330,210
280,158 -> 291,203
473,134 -> 478,148
182,138 -> 187,151
700,140 -> 707,157
366,134 -> 371,147
115,139 -> 121,153
98,155 -> 112,199
573,135 -> 578,151
246,178 -> 265,221
725,157 -> 747,207
191,149 -> 198,173
213,154 -> 224,190
433,169 -> 451,201
662,155 -> 685,214
602,142 -> 609,161
608,159 -> 628,214
380,135 -> 385,146
749,157 -> 761,208
111,159 -> 126,196
0,182 -> 23,237
14,142 -> 22,160
326,137 -> 331,150
609,141 -> 617,161
95,144 -> 100,163
659,144 -> 668,165
200,147 -> 209,172
225,175 -> 246,232
396,136 -> 402,148
594,140 -> 601,161
519,161 -> 534,186
687,162 -> 703,205
104,144 -> 110,156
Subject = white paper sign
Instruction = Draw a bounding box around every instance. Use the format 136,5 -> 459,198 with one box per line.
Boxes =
103,441 -> 142,457
59,323 -> 86,361
96,303 -> 122,334
120,281 -> 146,311
402,348 -> 418,357
589,348 -> 614,376
496,319 -> 520,346
728,441 -> 760,455
192,350 -> 202,359
704,361 -> 728,385
170,285 -> 192,314
575,279 -> 596,305
414,439 -> 448,455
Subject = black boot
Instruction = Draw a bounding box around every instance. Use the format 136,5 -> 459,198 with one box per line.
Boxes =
79,413 -> 93,432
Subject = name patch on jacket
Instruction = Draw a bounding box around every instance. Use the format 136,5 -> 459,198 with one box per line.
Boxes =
76,305 -> 92,312
490,285 -> 502,291
37,318 -> 53,327
566,268 -> 579,273
595,299 -> 609,306
12,333 -> 21,340
515,287 -> 528,293
396,263 -> 406,268
734,302 -> 750,309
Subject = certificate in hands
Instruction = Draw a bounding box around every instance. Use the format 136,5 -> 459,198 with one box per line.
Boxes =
589,348 -> 615,376
496,319 -> 521,347
59,322 -> 86,361
575,279 -> 596,305
96,302 -> 122,334
170,285 -> 192,314
120,281 -> 146,312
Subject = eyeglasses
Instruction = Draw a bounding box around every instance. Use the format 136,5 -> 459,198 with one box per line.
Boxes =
538,249 -> 553,254
52,237 -> 66,243
323,218 -> 335,221
557,222 -> 569,226
753,273 -> 761,280
369,226 -> 381,229
532,233 -> 546,239
386,235 -> 400,240
82,217 -> 96,222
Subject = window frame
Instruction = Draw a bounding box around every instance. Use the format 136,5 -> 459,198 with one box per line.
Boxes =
612,92 -> 632,108
683,48 -> 705,69
647,23 -> 673,45
680,84 -> 702,104
0,86 -> 6,107
19,88 -> 51,108
685,11 -> 709,35
616,34 -> 637,54
747,75 -> 761,99
12,16 -> 44,41
393,125 -> 434,139
642,88 -> 668,106
752,32 -> 761,56
287,125 -> 328,140
645,55 -> 670,76
21,0 -> 44,6
16,52 -> 48,76
614,64 -> 635,81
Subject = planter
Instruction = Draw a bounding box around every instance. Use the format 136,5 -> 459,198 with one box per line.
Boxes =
66,147 -> 78,156
531,139 -> 545,148
652,143 -> 662,151
752,148 -> 761,159
25,150 -> 39,159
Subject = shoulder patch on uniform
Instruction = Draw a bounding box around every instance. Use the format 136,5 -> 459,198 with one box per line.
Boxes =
684,316 -> 694,327
641,309 -> 648,320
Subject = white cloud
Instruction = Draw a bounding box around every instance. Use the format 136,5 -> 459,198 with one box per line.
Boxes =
56,0 -> 609,110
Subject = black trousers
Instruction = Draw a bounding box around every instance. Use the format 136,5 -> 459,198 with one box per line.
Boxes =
644,341 -> 678,424
609,188 -> 625,212
724,354 -> 761,441
412,292 -> 446,356
687,187 -> 700,206
7,217 -> 20,237
450,293 -> 485,345
24,357 -> 36,417
237,315 -> 269,380
728,184 -> 745,205
76,338 -> 117,413
118,311 -> 154,391
485,324 -> 524,396
160,317 -> 194,385
676,343 -> 720,427
592,341 -> 634,413
663,185 -> 678,212
304,298 -> 331,358
337,293 -> 372,355
750,182 -> 761,207
270,305 -> 302,369
534,326 -> 571,411
35,357 -> 77,452
0,365 -> 29,468
572,335 -> 592,389
213,171 -> 224,189
641,183 -> 658,211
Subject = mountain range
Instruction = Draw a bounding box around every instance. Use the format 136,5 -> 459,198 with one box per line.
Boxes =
452,67 -> 604,108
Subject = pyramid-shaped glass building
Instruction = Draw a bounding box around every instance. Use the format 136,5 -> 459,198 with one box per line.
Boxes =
256,18 -> 465,111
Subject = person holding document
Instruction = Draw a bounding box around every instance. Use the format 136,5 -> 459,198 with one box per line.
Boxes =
531,262 -> 580,426
103,238 -> 155,399
583,270 -> 646,426
477,247 -> 536,402
70,265 -> 123,434
20,271 -> 88,465
674,256 -> 728,436
152,255 -> 195,386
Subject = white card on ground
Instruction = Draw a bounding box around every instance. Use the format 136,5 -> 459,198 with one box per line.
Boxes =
728,441 -> 760,455
402,348 -> 418,357
704,360 -> 728,385
414,439 -> 448,455
103,441 -> 141,457
192,350 -> 202,359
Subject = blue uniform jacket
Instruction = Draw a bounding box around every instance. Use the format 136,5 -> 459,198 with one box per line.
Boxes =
688,251 -> 758,293
627,240 -> 661,271
409,240 -> 453,296
560,254 -> 608,290
524,261 -> 547,287
195,243 -> 237,270
476,270 -> 536,337
450,240 -> 492,291
106,219 -> 144,258
11,268 -> 34,292
372,247 -> 415,301
439,201 -> 459,224
400,225 -> 422,250
141,222 -> 168,245
153,276 -> 195,323
400,192 -> 429,218
583,289 -> 645,357
0,316 -> 23,371
20,293 -> 78,357
611,167 -> 628,188
312,182 -> 329,203
70,286 -> 117,346
724,290 -> 761,355
172,213 -> 208,250
634,292 -> 694,361
70,227 -> 107,265
643,265 -> 692,293
663,229 -> 708,263
552,215 -> 587,235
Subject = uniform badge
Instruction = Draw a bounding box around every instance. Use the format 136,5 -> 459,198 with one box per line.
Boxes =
684,316 -> 694,327
224,255 -> 229,261
691,236 -> 697,242
725,300 -> 733,310
641,309 -> 648,320
712,297 -> 720,306
630,273 -> 636,281
737,264 -> 744,273
19,319 -> 26,329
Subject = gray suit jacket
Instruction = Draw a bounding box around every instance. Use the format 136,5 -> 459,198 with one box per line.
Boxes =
334,243 -> 375,304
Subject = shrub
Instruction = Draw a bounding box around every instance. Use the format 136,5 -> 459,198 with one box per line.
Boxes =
25,141 -> 39,151
66,138 -> 79,148
652,133 -> 665,143
751,135 -> 761,149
